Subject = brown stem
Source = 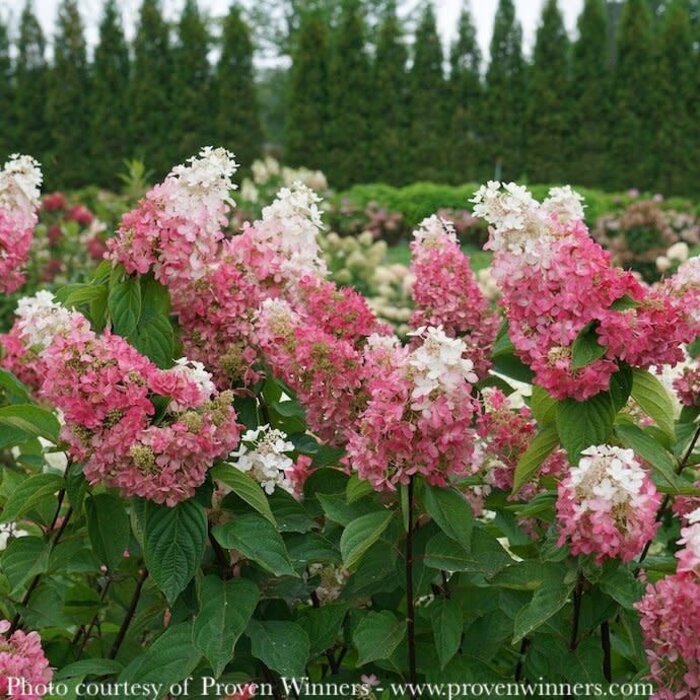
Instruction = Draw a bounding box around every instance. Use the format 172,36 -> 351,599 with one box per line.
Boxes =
569,573 -> 584,652
74,578 -> 112,660
515,638 -> 530,681
405,478 -> 417,695
601,621 -> 612,682
108,568 -> 148,660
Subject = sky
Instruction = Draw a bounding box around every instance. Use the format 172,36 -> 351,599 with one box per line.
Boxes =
1,0 -> 586,60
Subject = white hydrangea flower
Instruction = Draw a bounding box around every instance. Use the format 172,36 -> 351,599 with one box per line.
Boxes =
229,424 -> 296,495
569,445 -> 646,508
15,291 -> 75,351
666,241 -> 689,263
169,357 -> 216,412
412,215 -> 458,248
407,326 -> 478,411
0,153 -> 42,214
542,185 -> 586,224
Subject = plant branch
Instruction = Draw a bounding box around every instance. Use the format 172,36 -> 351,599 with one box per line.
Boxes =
601,621 -> 612,682
108,568 -> 148,660
569,573 -> 584,652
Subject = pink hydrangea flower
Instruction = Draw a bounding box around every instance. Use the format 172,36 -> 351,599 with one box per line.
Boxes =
0,620 -> 53,700
556,444 -> 660,563
673,366 -> 700,407
0,154 -> 42,294
409,215 -> 499,378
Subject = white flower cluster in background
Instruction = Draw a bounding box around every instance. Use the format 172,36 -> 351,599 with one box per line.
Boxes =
0,153 -> 42,214
229,424 -> 297,495
407,326 -> 478,411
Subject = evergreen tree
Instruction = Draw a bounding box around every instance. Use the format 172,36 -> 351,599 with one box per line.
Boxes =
172,0 -> 212,164
655,0 -> 694,194
484,0 -> 526,180
13,3 -> 48,165
569,0 -> 610,187
214,5 -> 263,170
90,0 -> 130,188
45,0 -> 90,188
447,3 -> 483,184
0,18 -> 12,160
284,9 -> 330,171
369,1 -> 408,184
526,0 -> 570,183
608,0 -> 657,190
408,4 -> 447,181
326,0 -> 372,188
129,0 -> 172,178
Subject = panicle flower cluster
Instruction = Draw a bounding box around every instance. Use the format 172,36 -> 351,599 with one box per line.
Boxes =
556,445 -> 660,563
673,365 -> 700,407
256,298 -> 370,446
0,620 -> 52,700
472,183 -> 696,400
665,256 -> 700,334
108,147 -> 238,286
346,326 -> 480,491
409,216 -> 499,378
37,317 -> 239,505
229,424 -> 311,497
676,507 -> 700,576
0,154 -> 42,294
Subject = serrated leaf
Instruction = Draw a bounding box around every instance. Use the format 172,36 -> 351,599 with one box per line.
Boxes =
210,463 -> 275,524
1,536 -> 49,592
513,581 -> 574,643
86,494 -> 130,572
512,425 -> 559,495
431,598 -> 463,669
340,510 -> 393,570
571,323 -> 606,370
56,659 -> 124,680
555,393 -> 615,462
0,369 -> 30,404
108,269 -> 142,337
212,514 -> 296,576
530,386 -> 557,426
0,405 -> 60,444
0,473 -> 64,524
143,500 -> 207,604
631,369 -> 676,438
247,620 -> 310,677
424,485 -> 473,551
353,611 -> 405,665
194,575 -> 259,677
298,602 -> 348,657
614,423 -> 678,489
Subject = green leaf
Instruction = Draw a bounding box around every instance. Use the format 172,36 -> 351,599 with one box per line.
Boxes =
56,659 -> 124,680
143,500 -> 207,604
0,369 -> 30,404
0,473 -> 64,524
530,386 -> 557,426
1,536 -> 49,593
513,581 -> 574,643
298,602 -> 348,657
210,463 -> 275,524
353,610 -> 405,665
346,474 -> 374,504
424,485 -> 473,552
55,283 -> 108,310
614,423 -> 678,489
194,575 -> 260,677
108,268 -> 142,337
512,425 -> 559,495
86,494 -> 130,572
430,598 -> 463,669
340,510 -> 393,570
610,364 -> 633,412
247,620 -> 310,677
598,567 -> 645,609
0,405 -> 60,444
571,323 -> 607,370
555,392 -> 615,462
127,275 -> 174,368
492,352 -> 535,383
610,295 -> 639,311
631,369 -> 676,438
212,514 -> 296,577
117,623 -> 201,699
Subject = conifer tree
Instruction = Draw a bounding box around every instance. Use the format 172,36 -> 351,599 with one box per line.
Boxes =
608,0 -> 657,190
526,0 -> 570,183
408,4 -> 447,181
13,3 -> 48,165
447,3 -> 483,184
369,1 -> 408,185
655,0 -> 694,194
45,0 -> 90,188
569,0 -> 610,187
90,0 -> 130,188
484,0 -> 526,180
214,5 -> 263,170
326,0 -> 372,188
0,19 -> 12,160
284,9 -> 330,171
129,0 -> 172,178
172,0 -> 212,164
